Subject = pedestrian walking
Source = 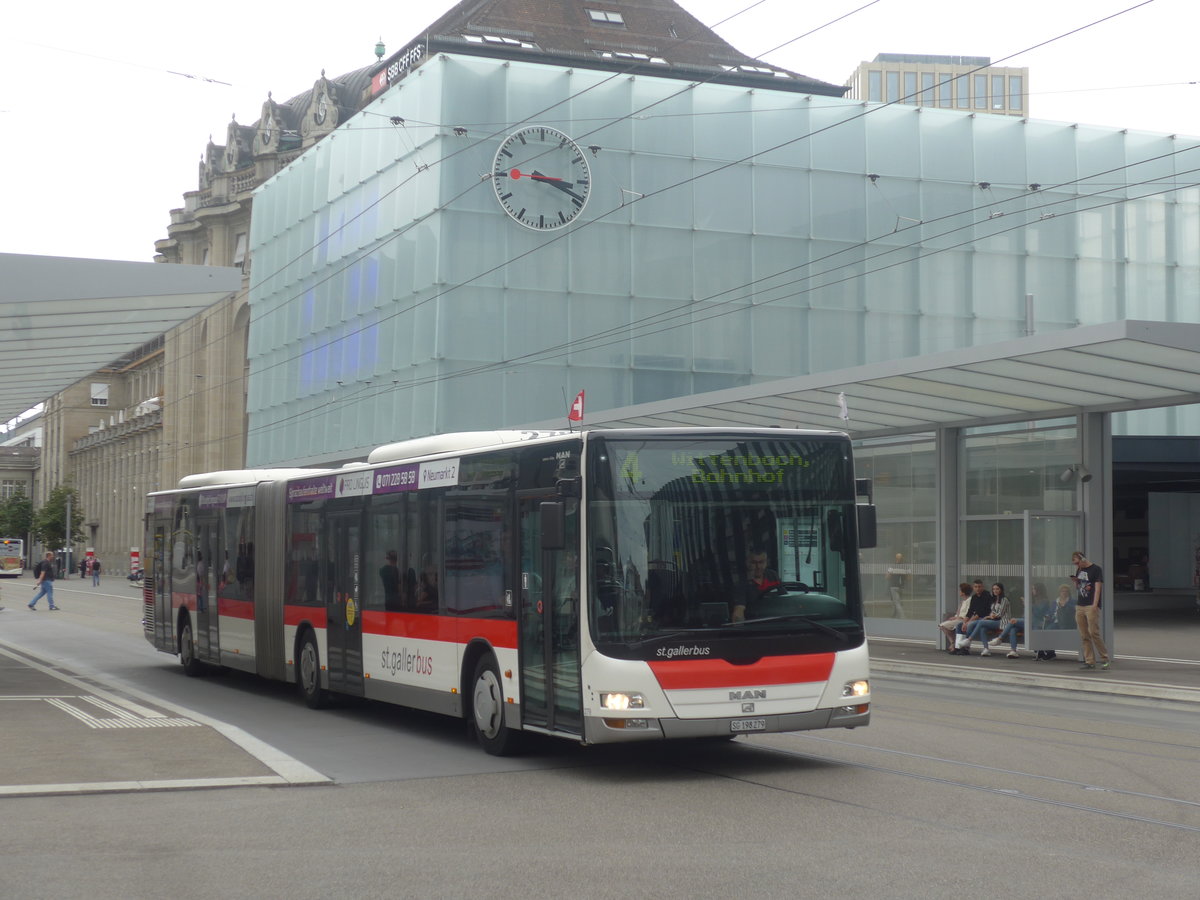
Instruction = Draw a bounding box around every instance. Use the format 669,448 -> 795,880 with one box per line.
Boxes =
92,557 -> 101,586
28,551 -> 60,610
1072,550 -> 1110,670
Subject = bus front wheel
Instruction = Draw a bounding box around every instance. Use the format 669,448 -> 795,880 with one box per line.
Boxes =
471,654 -> 519,756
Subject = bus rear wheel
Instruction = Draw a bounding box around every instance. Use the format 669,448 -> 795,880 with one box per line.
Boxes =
471,654 -> 519,756
179,617 -> 203,677
297,632 -> 329,709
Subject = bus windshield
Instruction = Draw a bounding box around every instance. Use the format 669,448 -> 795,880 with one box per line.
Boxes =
586,435 -> 863,656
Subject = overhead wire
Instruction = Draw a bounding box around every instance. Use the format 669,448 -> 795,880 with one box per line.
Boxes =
225,0 -> 1168,399
208,154 -> 1200,454
156,0 -> 797,376
159,0 -> 887,411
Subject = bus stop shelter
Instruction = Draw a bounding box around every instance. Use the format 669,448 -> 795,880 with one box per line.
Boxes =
536,319 -> 1200,648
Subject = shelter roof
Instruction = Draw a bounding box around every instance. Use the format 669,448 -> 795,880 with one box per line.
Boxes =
0,254 -> 241,425
533,321 -> 1200,438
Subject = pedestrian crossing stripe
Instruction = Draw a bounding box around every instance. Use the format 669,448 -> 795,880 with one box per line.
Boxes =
44,695 -> 200,729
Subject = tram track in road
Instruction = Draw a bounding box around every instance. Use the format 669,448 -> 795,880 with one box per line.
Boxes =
660,736 -> 1200,834
788,733 -> 1200,814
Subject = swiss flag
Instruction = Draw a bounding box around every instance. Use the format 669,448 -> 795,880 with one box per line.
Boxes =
568,389 -> 585,422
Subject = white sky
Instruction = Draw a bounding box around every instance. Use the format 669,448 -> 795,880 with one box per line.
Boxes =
2,0 -> 1197,263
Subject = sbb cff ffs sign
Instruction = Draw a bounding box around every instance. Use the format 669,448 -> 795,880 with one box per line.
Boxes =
371,41 -> 425,96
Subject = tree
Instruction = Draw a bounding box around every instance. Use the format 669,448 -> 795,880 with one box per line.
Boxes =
31,483 -> 85,549
0,489 -> 33,538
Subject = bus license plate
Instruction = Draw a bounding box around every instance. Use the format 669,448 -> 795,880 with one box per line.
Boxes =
731,718 -> 766,733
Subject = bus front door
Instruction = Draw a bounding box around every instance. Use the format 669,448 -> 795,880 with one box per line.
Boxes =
324,511 -> 364,696
517,496 -> 582,736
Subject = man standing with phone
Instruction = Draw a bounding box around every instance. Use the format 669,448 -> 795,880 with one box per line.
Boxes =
1072,551 -> 1109,670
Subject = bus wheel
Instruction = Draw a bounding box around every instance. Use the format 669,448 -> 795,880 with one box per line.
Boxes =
471,654 -> 519,756
179,617 -> 203,677
297,632 -> 329,709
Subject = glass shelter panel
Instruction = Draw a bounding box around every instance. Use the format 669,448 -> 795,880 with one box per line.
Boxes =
855,436 -> 936,622
962,518 -> 1025,617
1027,514 -> 1082,653
963,420 -> 1079,517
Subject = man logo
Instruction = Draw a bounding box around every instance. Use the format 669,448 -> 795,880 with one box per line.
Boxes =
729,689 -> 766,701
742,702 -> 756,714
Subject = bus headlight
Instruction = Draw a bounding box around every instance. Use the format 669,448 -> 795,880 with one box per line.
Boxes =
600,691 -> 645,711
842,680 -> 869,698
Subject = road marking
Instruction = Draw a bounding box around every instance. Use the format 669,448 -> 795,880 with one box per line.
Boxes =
0,642 -> 331,795
44,696 -> 201,729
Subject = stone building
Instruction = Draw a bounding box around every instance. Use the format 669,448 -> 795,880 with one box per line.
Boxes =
154,66 -> 376,487
46,66 -> 377,564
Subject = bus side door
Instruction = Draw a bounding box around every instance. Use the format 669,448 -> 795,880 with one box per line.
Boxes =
324,509 -> 364,696
517,494 -> 581,736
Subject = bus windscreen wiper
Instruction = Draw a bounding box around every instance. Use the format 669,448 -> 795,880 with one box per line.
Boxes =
723,614 -> 852,643
627,627 -> 727,648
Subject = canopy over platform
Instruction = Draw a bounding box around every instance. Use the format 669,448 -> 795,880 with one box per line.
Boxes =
538,320 -> 1200,437
0,254 -> 242,425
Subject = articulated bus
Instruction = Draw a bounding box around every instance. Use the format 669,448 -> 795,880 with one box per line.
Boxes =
142,428 -> 875,754
0,538 -> 24,576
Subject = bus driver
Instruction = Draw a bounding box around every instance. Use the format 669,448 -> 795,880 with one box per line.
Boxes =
733,548 -> 780,622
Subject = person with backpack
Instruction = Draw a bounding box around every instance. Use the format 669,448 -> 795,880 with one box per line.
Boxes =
28,552 -> 60,610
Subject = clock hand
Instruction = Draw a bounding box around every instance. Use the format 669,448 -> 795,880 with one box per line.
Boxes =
539,177 -> 587,203
508,168 -> 563,182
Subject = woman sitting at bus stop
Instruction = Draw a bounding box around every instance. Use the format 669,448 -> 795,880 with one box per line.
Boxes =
992,618 -> 1025,658
939,582 -> 973,651
954,582 -> 1010,656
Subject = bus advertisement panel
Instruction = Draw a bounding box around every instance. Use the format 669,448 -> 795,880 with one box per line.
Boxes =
142,429 -> 873,755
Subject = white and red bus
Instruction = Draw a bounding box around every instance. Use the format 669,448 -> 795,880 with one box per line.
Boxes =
0,538 -> 24,576
142,428 -> 875,754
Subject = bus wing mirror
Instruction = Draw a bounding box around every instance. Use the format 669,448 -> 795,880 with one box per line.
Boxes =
541,501 -> 565,551
856,504 -> 877,549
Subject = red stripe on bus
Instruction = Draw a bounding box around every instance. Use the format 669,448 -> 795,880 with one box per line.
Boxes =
360,611 -> 517,649
361,611 -> 457,641
284,605 -> 327,628
455,617 -> 518,650
647,654 -> 836,690
218,597 -> 255,619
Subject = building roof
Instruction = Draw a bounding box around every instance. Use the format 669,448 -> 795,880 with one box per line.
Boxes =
530,320 -> 1200,438
377,0 -> 844,96
0,254 -> 242,426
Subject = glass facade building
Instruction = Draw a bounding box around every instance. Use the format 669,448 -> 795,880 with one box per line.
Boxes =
246,52 -> 1199,644
248,53 -> 1200,466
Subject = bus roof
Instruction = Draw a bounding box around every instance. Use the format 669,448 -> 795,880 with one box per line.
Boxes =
367,430 -> 570,464
171,468 -> 329,491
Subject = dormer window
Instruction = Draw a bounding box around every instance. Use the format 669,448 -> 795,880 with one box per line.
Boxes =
587,9 -> 625,25
462,33 -> 537,49
596,50 -> 666,65
722,64 -> 790,79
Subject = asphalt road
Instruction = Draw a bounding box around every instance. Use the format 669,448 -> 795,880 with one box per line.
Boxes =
2,579 -> 1198,899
